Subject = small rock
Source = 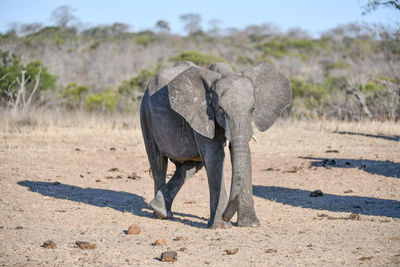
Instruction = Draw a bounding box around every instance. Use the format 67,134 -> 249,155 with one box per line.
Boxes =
53,182 -> 60,185
225,248 -> 239,255
110,147 -> 116,151
15,226 -> 23,229
309,190 -> 323,197
179,247 -> 187,252
184,200 -> 196,204
76,241 -> 96,250
95,179 -> 101,182
80,174 -> 84,178
127,225 -> 141,235
359,256 -> 373,261
349,214 -> 361,220
42,240 -> 57,249
108,167 -> 119,172
154,239 -> 166,246
344,189 -> 353,193
204,261 -> 211,264
160,251 -> 177,262
265,248 -> 277,253
325,150 -> 339,153
74,148 -> 80,151
174,236 -> 189,241
127,172 -> 141,180
265,168 -> 274,171
283,166 -> 301,173
306,243 -> 312,247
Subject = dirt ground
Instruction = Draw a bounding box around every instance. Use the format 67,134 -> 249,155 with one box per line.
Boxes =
1,116 -> 399,266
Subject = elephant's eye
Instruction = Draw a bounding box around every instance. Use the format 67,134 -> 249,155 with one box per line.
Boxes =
219,108 -> 225,114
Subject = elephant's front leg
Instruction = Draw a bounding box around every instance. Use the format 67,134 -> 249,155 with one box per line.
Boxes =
195,132 -> 231,229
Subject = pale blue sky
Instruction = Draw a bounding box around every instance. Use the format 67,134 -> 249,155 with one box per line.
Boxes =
0,0 -> 398,36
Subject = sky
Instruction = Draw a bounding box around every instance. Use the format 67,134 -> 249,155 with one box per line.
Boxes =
0,0 -> 398,36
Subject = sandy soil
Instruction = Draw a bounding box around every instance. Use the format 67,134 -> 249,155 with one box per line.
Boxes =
0,118 -> 399,266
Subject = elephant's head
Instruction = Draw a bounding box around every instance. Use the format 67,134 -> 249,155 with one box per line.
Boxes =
168,61 -> 292,225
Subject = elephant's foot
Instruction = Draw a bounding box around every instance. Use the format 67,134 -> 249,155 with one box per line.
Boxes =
149,192 -> 173,219
208,218 -> 232,229
237,215 -> 260,228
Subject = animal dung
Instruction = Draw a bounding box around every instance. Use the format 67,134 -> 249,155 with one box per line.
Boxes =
127,224 -> 141,235
76,241 -> 97,250
309,190 -> 323,197
42,240 -> 57,249
160,250 -> 177,262
225,248 -> 239,255
153,238 -> 166,246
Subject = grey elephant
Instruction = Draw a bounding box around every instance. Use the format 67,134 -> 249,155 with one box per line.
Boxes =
140,60 -> 291,228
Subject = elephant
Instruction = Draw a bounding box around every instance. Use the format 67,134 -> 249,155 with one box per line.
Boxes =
140,60 -> 292,228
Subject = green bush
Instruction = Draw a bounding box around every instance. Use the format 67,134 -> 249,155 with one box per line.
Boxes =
0,50 -> 56,100
118,69 -> 154,96
85,91 -> 119,113
168,51 -> 225,67
61,83 -> 90,108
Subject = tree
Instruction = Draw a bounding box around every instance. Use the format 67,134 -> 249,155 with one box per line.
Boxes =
362,0 -> 400,14
207,19 -> 222,37
50,5 -> 79,28
179,13 -> 202,35
155,20 -> 170,32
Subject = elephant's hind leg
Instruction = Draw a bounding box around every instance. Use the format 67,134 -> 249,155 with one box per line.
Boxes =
149,161 -> 203,219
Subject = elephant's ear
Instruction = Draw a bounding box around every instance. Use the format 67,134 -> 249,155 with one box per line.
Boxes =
168,66 -> 221,139
241,62 -> 292,132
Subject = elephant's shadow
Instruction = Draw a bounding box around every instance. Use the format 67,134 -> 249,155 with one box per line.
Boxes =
18,181 -> 209,228
253,185 -> 400,218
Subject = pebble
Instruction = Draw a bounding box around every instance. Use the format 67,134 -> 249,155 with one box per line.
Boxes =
160,251 -> 177,262
309,190 -> 323,197
127,224 -> 141,235
42,240 -> 57,249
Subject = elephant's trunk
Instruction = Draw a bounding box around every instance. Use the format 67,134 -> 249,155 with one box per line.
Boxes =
222,138 -> 252,222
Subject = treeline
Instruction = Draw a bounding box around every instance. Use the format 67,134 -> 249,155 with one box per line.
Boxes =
0,7 -> 399,120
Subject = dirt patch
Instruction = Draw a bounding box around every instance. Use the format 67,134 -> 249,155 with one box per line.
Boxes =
0,120 -> 399,265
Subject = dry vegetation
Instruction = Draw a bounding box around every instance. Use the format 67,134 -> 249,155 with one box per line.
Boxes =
1,112 -> 399,266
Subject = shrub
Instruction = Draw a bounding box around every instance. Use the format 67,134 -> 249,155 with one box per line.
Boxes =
168,51 -> 225,67
61,83 -> 90,108
85,91 -> 119,113
118,69 -> 154,96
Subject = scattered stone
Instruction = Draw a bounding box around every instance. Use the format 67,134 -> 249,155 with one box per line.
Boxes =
174,236 -> 189,241
127,172 -> 141,180
80,174 -> 84,178
345,161 -> 351,165
344,189 -> 353,193
359,256 -> 373,261
349,214 -> 361,220
53,182 -> 60,185
95,179 -> 101,182
76,241 -> 96,250
179,247 -> 187,252
160,251 -> 177,262
265,248 -> 277,253
74,148 -> 81,151
325,150 -> 339,153
127,225 -> 141,235
265,168 -> 274,171
42,240 -> 57,249
309,190 -> 323,197
204,261 -> 211,264
154,238 -> 166,246
322,159 -> 336,168
283,166 -> 302,173
15,226 -> 23,229
108,167 -> 119,172
317,214 -> 329,218
306,243 -> 312,247
225,248 -> 239,255
110,147 -> 116,151
184,200 -> 196,204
